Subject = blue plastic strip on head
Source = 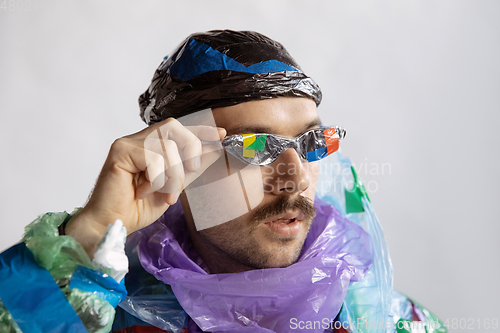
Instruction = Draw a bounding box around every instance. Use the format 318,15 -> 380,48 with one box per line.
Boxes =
168,38 -> 298,81
69,265 -> 127,308
306,147 -> 327,162
0,243 -> 88,333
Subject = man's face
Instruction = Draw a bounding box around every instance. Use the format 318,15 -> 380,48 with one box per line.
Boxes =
182,97 -> 321,271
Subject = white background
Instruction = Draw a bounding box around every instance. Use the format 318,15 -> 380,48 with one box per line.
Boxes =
1,0 -> 499,330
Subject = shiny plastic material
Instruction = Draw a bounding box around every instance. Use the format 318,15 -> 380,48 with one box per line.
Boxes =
131,194 -> 372,332
222,126 -> 346,166
15,211 -> 119,333
387,291 -> 448,333
0,300 -> 22,333
139,30 -> 322,125
69,266 -> 127,308
0,242 -> 88,332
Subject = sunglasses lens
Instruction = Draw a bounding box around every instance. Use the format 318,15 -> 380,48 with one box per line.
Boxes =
301,127 -> 340,162
223,127 -> 343,166
223,134 -> 281,166
300,129 -> 326,162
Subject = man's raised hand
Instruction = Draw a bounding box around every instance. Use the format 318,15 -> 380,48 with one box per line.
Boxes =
66,117 -> 225,257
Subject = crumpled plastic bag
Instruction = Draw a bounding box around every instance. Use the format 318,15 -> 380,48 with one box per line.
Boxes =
124,185 -> 372,332
115,151 -> 396,332
317,152 -> 394,333
0,210 -> 128,333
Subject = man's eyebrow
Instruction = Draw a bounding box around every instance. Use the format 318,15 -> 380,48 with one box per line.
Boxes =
226,125 -> 272,136
226,118 -> 323,137
302,118 -> 323,133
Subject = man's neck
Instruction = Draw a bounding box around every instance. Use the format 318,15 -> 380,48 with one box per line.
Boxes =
188,226 -> 255,274
180,194 -> 254,274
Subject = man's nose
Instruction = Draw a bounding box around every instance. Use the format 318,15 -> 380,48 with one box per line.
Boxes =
264,147 -> 311,195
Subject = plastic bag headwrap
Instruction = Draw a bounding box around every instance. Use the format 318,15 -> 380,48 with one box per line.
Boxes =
139,30 -> 322,125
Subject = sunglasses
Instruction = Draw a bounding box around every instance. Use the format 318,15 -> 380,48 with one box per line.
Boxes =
220,126 -> 346,166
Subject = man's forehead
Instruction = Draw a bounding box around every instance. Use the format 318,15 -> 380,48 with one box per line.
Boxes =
225,119 -> 322,137
212,97 -> 320,137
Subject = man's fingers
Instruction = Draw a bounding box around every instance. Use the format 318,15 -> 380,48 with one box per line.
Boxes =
119,118 -> 228,202
155,119 -> 202,172
182,126 -> 226,172
128,116 -> 226,175
136,179 -> 155,200
150,139 -> 185,194
144,149 -> 166,192
188,125 -> 226,141
107,139 -> 163,200
157,120 -> 226,173
143,135 -> 171,192
125,116 -> 225,143
182,126 -> 226,173
143,129 -> 186,191
110,137 -> 185,200
183,146 -> 224,188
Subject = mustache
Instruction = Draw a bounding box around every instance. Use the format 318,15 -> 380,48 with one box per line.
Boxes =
250,196 -> 316,224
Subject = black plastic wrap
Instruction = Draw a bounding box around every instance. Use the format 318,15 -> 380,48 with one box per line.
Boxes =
139,30 -> 322,125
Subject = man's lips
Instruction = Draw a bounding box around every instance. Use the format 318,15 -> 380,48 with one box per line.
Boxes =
262,211 -> 305,237
265,211 -> 305,224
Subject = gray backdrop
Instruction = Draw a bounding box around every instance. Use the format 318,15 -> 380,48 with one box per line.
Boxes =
1,0 -> 499,330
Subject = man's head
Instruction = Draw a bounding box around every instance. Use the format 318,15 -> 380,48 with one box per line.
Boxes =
182,97 -> 321,272
140,30 -> 325,273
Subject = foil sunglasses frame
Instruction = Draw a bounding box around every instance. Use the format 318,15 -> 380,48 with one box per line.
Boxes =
207,126 -> 346,166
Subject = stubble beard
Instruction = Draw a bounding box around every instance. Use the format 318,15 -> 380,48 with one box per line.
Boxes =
199,195 -> 317,270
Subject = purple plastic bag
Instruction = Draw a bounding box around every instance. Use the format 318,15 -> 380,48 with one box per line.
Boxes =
135,198 -> 372,332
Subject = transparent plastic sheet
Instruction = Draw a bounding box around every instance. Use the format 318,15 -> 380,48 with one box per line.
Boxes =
316,152 -> 394,333
138,30 -> 322,125
127,195 -> 372,332
387,291 -> 413,328
0,210 -> 119,333
115,229 -> 188,333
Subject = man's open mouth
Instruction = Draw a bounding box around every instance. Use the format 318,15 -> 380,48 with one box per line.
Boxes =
260,211 -> 305,237
266,211 -> 304,224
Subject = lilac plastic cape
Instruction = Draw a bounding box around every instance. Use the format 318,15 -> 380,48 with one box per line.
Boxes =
119,152 -> 394,332
136,196 -> 371,332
